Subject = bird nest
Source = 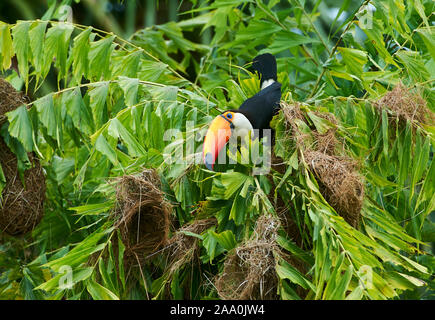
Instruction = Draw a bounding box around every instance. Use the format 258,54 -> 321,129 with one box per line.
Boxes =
281,102 -> 364,229
165,218 -> 217,275
304,151 -> 363,229
113,169 -> 172,265
215,215 -> 281,300
374,83 -> 434,128
0,78 -> 29,117
0,78 -> 45,236
0,140 -> 46,236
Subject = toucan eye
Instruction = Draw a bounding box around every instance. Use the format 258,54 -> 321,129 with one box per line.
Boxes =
226,113 -> 233,119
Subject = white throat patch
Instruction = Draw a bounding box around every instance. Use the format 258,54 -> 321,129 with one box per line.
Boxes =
232,113 -> 253,140
261,79 -> 275,90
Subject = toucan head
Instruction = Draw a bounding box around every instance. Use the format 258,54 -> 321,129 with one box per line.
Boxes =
202,53 -> 280,171
203,110 -> 253,170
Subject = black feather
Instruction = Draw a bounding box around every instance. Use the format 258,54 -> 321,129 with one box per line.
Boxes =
238,81 -> 281,132
251,53 -> 277,86
228,54 -> 282,137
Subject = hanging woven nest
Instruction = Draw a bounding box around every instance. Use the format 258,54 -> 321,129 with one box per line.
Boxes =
0,78 -> 29,116
280,102 -> 364,229
165,218 -> 217,273
304,151 -> 363,229
374,83 -> 434,129
113,169 -> 172,265
0,78 -> 45,236
215,215 -> 283,300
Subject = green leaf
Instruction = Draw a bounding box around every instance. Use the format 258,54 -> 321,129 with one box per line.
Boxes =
29,21 -> 48,86
416,157 -> 435,214
98,255 -> 118,295
210,230 -> 237,251
6,105 -> 33,151
156,21 -> 197,52
107,118 -> 146,157
72,27 -> 94,83
396,50 -> 430,82
383,271 -> 424,291
203,230 -> 218,263
0,163 -> 5,194
360,18 -> 398,68
412,0 -> 429,27
381,109 -> 388,159
220,171 -> 250,199
280,280 -> 302,300
0,22 -> 14,71
11,21 -> 30,87
337,47 -> 367,79
69,201 -> 115,216
95,134 -> 118,164
321,251 -> 346,299
117,230 -> 126,290
44,228 -> 111,272
62,88 -> 94,135
35,267 -> 94,292
229,193 -> 246,225
346,285 -> 364,300
118,76 -> 139,107
87,280 -> 119,300
169,271 -> 183,300
88,82 -> 109,128
35,93 -> 57,139
88,35 -> 115,80
51,156 -> 75,183
307,111 -> 332,134
276,257 -> 315,291
398,121 -> 412,186
276,235 -> 313,265
114,50 -> 141,78
266,30 -> 319,54
179,230 -> 204,240
416,27 -> 435,61
330,265 -> 353,300
44,23 -> 74,83
235,19 -> 282,43
411,134 -> 430,198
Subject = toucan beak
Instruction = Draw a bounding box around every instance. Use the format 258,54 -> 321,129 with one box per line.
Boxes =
203,115 -> 233,170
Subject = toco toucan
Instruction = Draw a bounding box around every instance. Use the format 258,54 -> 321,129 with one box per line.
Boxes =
202,53 -> 282,170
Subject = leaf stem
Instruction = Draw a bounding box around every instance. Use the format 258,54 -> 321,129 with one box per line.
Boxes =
307,0 -> 371,99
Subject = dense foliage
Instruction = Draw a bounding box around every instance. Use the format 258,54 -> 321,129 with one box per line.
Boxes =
0,0 -> 434,300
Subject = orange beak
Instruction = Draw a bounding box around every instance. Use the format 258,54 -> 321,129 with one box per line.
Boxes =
203,115 -> 233,170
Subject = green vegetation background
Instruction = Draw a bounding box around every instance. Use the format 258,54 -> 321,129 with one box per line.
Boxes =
0,0 -> 434,300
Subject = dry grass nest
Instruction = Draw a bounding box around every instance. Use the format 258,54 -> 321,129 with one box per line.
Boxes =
165,218 -> 217,275
281,102 -> 310,148
0,78 -> 29,117
113,169 -> 172,265
281,102 -> 340,154
375,83 -> 434,127
0,78 -> 45,236
281,102 -> 364,229
304,151 -> 363,228
215,215 -> 303,300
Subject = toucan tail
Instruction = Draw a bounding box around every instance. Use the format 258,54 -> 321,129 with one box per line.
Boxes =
252,53 -> 277,86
